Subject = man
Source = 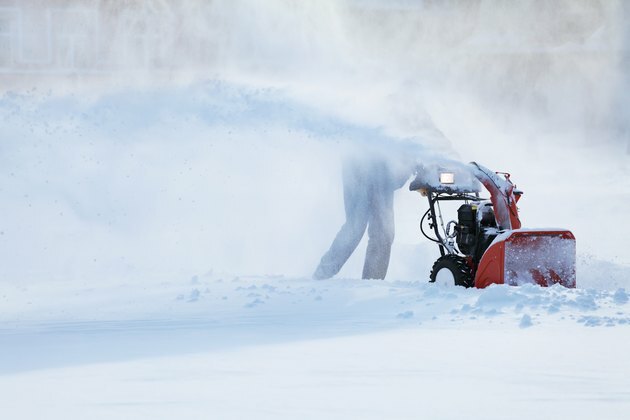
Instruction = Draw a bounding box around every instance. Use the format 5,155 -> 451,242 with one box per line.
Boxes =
313,151 -> 413,280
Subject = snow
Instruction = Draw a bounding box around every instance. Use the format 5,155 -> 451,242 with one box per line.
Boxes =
1,89 -> 628,420
1,276 -> 630,419
1,1 -> 630,418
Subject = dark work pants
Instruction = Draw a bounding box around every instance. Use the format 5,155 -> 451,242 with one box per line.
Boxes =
314,158 -> 395,280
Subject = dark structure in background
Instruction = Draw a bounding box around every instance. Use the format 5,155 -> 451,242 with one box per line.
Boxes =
0,0 -> 182,74
623,1 -> 630,153
0,0 -> 627,149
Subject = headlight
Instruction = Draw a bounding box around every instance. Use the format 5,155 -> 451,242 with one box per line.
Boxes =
439,172 -> 455,184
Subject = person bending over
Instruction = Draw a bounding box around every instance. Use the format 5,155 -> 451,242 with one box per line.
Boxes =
313,153 -> 414,280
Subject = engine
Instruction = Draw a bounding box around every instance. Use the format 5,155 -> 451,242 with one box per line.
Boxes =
456,204 -> 477,255
456,202 -> 499,262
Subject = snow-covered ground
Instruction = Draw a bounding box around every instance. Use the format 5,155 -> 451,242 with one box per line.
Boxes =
1,275 -> 629,419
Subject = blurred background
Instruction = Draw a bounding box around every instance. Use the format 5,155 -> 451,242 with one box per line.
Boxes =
0,0 -> 628,285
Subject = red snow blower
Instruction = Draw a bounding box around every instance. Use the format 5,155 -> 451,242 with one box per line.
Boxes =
410,162 -> 576,288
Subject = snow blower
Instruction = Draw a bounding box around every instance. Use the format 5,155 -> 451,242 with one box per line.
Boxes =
410,162 -> 576,288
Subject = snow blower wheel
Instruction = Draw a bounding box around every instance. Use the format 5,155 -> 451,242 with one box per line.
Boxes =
429,255 -> 474,288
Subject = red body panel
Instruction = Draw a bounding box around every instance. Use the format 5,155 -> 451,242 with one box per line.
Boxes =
474,241 -> 505,288
474,229 -> 576,288
470,164 -> 521,230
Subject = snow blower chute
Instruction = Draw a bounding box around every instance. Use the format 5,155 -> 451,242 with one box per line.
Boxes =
410,162 -> 576,288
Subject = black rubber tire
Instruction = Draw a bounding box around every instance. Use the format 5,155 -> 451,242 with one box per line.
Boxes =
429,254 -> 474,288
